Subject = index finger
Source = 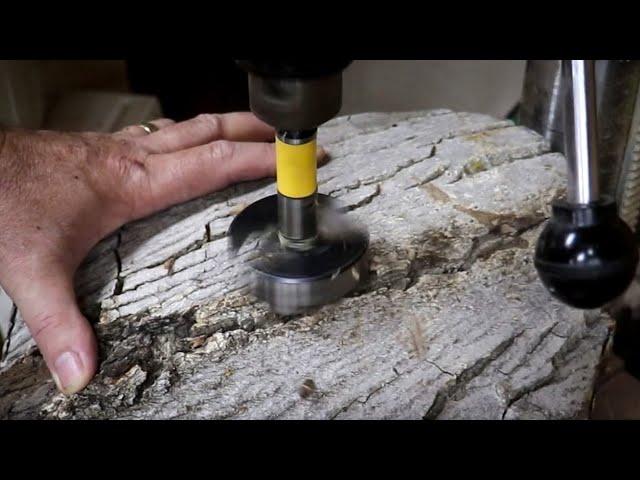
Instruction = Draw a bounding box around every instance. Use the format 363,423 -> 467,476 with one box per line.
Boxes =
136,112 -> 275,154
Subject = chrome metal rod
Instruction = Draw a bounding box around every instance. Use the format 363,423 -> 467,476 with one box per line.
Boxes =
278,193 -> 317,242
563,60 -> 600,204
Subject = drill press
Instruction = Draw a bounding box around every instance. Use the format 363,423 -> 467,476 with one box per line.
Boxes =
229,59 -> 639,315
229,60 -> 369,315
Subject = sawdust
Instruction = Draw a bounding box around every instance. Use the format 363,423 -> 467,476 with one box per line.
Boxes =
405,317 -> 426,359
229,203 -> 247,216
452,206 -> 545,236
463,158 -> 489,175
299,379 -> 317,399
163,257 -> 176,275
189,335 -> 207,349
453,205 -> 504,227
420,183 -> 451,204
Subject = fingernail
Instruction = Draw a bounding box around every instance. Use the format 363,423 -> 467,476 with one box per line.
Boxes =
52,351 -> 84,395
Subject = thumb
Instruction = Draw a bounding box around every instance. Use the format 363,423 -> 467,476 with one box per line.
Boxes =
11,264 -> 98,395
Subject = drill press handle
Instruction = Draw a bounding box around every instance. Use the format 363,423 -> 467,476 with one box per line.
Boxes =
534,60 -> 639,309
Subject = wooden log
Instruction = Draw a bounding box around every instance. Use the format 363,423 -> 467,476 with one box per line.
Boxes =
0,110 -> 610,419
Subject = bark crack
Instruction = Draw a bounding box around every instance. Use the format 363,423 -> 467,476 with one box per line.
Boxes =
360,146 -> 437,186
445,148 -> 553,186
116,207 -> 236,283
423,330 -> 526,419
113,230 -> 123,296
456,215 -> 546,273
331,110 -> 453,145
345,184 -> 381,211
500,373 -> 556,420
404,165 -> 449,190
526,323 -> 559,355
325,180 -> 361,197
330,371 -> 403,419
401,214 -> 545,293
336,112 -> 509,151
500,326 -> 588,419
117,227 -> 213,294
332,119 -> 514,188
425,359 -> 455,377
588,326 -> 615,418
1,305 -> 17,362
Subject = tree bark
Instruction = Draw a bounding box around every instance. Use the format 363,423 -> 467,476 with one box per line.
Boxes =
0,110 -> 610,419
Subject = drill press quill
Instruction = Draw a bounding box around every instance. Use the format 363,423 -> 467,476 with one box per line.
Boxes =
228,60 -> 369,315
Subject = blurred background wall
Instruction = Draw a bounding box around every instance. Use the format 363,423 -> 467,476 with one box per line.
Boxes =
0,60 -> 527,131
341,60 -> 526,118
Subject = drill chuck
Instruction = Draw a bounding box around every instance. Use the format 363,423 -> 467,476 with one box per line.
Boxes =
236,60 -> 351,131
247,74 -> 343,131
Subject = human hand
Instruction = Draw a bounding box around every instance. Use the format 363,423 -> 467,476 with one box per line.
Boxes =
0,112 -> 322,395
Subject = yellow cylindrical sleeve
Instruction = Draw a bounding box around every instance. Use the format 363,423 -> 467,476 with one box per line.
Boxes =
275,137 -> 317,198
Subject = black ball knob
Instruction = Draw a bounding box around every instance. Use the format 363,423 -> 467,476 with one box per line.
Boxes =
534,198 -> 639,309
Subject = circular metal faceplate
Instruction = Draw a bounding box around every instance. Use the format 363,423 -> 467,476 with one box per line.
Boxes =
228,194 -> 369,315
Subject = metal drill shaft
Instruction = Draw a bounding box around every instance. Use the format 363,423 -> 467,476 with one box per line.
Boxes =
563,60 -> 600,205
278,194 -> 317,243
276,130 -> 318,249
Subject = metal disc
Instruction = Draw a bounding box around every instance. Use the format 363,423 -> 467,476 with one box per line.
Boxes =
228,194 -> 369,315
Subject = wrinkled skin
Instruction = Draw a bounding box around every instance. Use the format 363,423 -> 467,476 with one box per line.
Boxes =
0,113 -> 324,395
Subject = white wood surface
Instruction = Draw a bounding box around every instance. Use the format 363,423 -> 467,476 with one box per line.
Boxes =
0,110 -> 609,419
